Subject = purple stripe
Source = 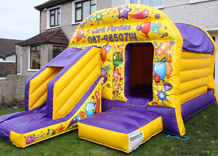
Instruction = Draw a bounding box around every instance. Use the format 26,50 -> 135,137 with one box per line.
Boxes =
146,105 -> 180,136
47,47 -> 82,67
125,96 -> 149,108
46,46 -> 93,118
95,112 -> 151,127
181,89 -> 216,121
79,116 -> 138,134
176,23 -> 214,54
79,107 -> 160,134
0,104 -> 46,142
105,107 -> 160,121
101,98 -> 181,135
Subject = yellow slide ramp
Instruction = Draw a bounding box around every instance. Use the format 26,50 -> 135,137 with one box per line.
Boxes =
47,46 -> 102,120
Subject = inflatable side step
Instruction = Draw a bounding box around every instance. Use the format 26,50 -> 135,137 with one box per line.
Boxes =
78,107 -> 163,153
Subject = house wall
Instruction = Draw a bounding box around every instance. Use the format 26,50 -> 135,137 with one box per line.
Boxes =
20,44 -> 55,75
41,44 -> 54,67
20,46 -> 35,76
40,0 -> 112,40
112,0 -> 125,7
40,9 -> 47,33
40,1 -> 75,40
161,0 -> 218,30
97,0 -> 112,10
5,55 -> 16,62
41,44 -> 49,67
16,45 -> 23,74
61,1 -> 76,39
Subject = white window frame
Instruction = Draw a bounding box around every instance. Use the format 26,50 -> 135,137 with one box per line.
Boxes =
126,0 -> 163,9
47,5 -> 61,29
27,46 -> 40,72
72,0 -> 97,25
189,0 -> 211,4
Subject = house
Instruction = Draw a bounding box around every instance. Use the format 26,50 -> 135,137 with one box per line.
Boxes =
17,0 -> 111,76
0,38 -> 22,76
17,0 -> 218,89
17,28 -> 69,75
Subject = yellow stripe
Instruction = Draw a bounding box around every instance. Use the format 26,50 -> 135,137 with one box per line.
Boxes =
10,127 -> 78,148
29,67 -> 62,110
175,106 -> 186,135
181,52 -> 211,59
180,77 -> 208,94
180,58 -> 210,71
180,68 -> 209,83
57,66 -> 100,117
78,122 -> 129,153
78,117 -> 163,153
53,47 -> 101,119
178,23 -> 217,103
139,117 -> 163,143
180,86 -> 207,104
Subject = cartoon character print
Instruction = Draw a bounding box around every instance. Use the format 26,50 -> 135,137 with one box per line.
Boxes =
26,134 -> 35,144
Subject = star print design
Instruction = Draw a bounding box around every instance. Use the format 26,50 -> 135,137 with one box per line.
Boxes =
118,5 -> 132,20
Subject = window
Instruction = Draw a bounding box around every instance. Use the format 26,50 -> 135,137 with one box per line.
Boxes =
30,46 -> 41,69
75,0 -> 96,22
53,46 -> 67,58
50,7 -> 60,27
130,0 -> 163,8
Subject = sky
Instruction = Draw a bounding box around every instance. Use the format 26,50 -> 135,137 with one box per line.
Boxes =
0,0 -> 47,40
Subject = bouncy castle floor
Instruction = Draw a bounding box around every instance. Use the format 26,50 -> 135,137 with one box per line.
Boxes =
0,104 -> 218,155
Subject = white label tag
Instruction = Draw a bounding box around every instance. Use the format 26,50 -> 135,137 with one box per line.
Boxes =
128,130 -> 144,152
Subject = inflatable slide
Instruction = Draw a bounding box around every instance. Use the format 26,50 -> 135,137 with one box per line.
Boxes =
0,4 -> 217,153
0,46 -> 105,147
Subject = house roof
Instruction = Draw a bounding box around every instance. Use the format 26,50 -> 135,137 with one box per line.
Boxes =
0,38 -> 23,57
18,28 -> 69,46
35,0 -> 70,10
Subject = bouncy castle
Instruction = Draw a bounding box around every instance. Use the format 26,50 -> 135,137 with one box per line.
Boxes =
0,4 -> 217,153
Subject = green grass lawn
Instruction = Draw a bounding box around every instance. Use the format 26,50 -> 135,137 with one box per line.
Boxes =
0,104 -> 218,156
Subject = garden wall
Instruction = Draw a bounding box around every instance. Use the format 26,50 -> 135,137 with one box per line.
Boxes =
0,75 -> 30,104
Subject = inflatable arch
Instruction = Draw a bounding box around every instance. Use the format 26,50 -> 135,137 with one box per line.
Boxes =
0,4 -> 217,153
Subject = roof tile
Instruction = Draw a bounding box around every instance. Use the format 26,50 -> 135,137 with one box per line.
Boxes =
18,28 -> 69,46
0,39 -> 23,57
